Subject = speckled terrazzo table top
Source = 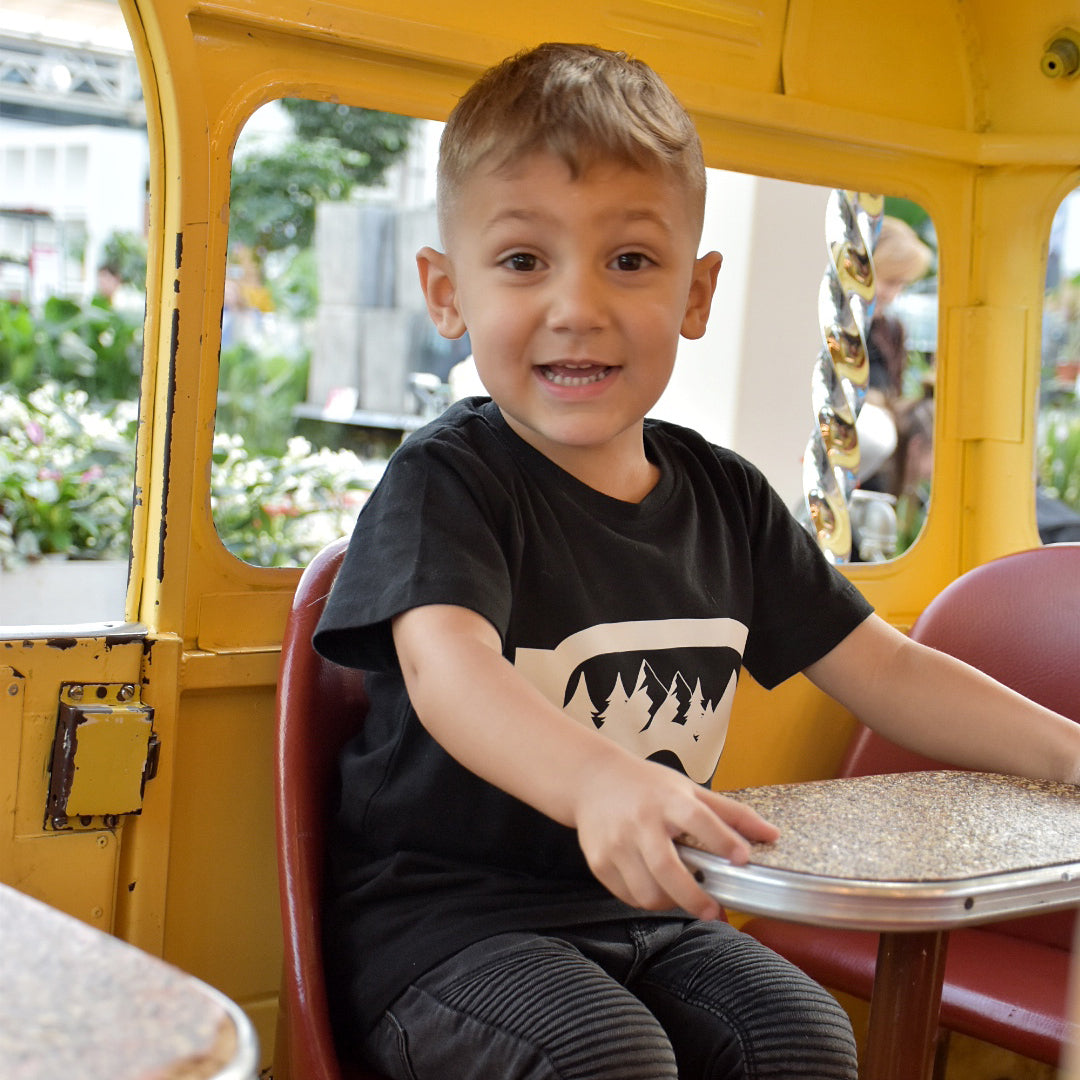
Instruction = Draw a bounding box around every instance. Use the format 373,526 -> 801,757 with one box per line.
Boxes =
725,770 -> 1080,882
680,771 -> 1080,929
0,885 -> 258,1080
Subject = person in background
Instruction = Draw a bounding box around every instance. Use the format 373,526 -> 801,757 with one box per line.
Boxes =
858,215 -> 934,497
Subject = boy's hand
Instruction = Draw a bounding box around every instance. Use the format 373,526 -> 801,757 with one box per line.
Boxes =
394,604 -> 778,920
571,752 -> 779,920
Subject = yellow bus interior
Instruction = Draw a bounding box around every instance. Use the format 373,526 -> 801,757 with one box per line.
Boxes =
1,0 -> 1079,1075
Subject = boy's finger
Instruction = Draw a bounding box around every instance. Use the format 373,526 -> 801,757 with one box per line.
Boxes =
649,844 -> 722,920
701,791 -> 780,844
673,822 -> 750,866
669,867 -> 723,920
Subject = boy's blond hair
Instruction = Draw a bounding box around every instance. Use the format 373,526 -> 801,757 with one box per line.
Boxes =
437,43 -> 707,240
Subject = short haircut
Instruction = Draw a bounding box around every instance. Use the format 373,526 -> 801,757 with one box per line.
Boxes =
437,43 -> 707,240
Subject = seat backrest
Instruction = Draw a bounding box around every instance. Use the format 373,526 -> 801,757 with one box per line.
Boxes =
275,535 -> 380,1080
839,543 -> 1080,948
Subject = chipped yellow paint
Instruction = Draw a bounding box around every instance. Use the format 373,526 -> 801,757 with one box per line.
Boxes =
56,686 -> 154,821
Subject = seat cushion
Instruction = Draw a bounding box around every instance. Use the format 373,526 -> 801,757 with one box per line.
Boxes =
742,917 -> 1071,1066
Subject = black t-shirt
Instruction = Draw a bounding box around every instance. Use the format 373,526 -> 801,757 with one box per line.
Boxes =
314,398 -> 873,1034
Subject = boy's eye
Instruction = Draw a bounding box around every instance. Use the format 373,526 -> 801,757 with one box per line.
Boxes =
503,252 -> 539,272
613,252 -> 650,271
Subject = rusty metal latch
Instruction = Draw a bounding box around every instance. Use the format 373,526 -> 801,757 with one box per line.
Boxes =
47,683 -> 158,830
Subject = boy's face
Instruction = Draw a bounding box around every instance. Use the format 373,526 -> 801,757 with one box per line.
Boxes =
418,152 -> 721,495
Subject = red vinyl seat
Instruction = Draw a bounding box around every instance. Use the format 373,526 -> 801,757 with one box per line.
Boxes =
743,544 -> 1080,1067
274,535 -> 385,1080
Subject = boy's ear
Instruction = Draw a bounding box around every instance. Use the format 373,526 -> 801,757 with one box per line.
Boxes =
681,251 -> 723,340
417,246 -> 467,339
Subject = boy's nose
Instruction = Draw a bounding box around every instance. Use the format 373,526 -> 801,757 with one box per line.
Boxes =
547,266 -> 609,334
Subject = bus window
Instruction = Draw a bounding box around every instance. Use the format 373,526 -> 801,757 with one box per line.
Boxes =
214,101 -> 446,568
0,3 -> 147,624
1039,190 -> 1080,544
671,177 -> 936,564
215,100 -> 937,567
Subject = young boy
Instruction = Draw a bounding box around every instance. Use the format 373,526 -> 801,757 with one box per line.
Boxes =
314,43 -> 1080,1079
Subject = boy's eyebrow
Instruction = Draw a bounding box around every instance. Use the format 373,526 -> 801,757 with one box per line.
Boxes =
621,207 -> 677,231
481,205 -> 678,234
481,208 -> 551,229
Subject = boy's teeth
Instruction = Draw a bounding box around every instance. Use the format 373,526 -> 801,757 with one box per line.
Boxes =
542,365 -> 611,387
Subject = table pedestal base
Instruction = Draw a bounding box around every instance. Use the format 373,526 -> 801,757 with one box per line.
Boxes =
864,930 -> 948,1080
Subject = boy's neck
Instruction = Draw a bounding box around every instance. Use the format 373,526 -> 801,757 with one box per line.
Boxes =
500,408 -> 659,503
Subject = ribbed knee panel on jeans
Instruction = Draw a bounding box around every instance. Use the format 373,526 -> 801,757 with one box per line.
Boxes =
640,924 -> 858,1079
435,942 -> 680,1079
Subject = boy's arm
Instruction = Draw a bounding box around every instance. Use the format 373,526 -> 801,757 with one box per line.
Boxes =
805,614 -> 1080,786
392,603 -> 779,920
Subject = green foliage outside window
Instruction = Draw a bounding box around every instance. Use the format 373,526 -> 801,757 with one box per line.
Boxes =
1039,408 -> 1080,513
0,296 -> 379,569
228,103 -> 415,263
0,295 -> 143,402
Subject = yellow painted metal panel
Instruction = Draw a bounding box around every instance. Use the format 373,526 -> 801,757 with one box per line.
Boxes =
949,306 -> 1027,443
0,669 -> 23,844
5,833 -> 124,933
115,634 -> 185,956
196,592 -> 295,652
0,639 -> 145,931
714,676 -> 859,792
782,0 -> 976,132
59,701 -> 154,821
161,684 -> 280,1004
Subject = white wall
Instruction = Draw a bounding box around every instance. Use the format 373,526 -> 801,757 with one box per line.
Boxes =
655,172 -> 831,508
1055,189 -> 1080,280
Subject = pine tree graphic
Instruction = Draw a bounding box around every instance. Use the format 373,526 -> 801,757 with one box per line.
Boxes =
561,656 -> 733,781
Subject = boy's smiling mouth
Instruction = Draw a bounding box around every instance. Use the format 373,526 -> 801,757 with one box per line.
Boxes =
539,363 -> 615,387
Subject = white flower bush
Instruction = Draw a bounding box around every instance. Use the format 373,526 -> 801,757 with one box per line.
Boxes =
0,385 -> 136,568
211,433 -> 379,566
0,384 -> 381,569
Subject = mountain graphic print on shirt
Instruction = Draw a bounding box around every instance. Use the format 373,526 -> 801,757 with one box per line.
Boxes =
515,618 -> 747,783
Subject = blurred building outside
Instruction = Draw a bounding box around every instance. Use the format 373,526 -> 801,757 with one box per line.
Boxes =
10,3 -> 1078,535
0,0 -> 147,303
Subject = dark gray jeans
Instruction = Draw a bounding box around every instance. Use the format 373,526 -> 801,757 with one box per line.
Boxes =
359,918 -> 858,1079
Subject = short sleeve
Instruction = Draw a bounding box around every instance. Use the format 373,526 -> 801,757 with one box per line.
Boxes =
313,424 -> 520,671
739,464 -> 873,688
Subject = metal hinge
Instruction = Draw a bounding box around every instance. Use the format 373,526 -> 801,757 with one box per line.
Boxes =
46,683 -> 158,831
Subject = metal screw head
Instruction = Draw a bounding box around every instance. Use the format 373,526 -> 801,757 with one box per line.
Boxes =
67,684 -> 84,702
1042,35 -> 1080,78
117,684 -> 136,703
